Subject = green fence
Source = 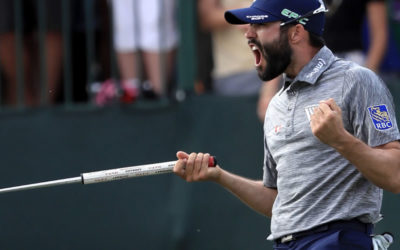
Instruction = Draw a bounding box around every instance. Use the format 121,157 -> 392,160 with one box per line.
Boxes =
0,95 -> 270,250
0,95 -> 399,250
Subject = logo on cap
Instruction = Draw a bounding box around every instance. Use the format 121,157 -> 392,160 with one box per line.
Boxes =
368,104 -> 393,130
281,9 -> 309,25
246,15 -> 269,21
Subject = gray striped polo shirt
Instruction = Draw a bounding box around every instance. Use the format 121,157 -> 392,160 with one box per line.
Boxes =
263,46 -> 400,240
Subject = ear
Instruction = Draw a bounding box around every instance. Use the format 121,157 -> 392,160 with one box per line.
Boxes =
288,24 -> 307,44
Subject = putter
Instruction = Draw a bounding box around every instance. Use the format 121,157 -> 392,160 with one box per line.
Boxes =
0,156 -> 217,194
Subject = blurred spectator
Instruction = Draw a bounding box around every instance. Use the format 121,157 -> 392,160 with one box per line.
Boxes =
372,0 -> 400,77
0,0 -> 63,106
69,0 -> 115,103
391,0 -> 400,41
194,22 -> 214,95
106,0 -> 178,103
198,0 -> 282,122
198,0 -> 281,98
324,0 -> 388,72
257,77 -> 283,122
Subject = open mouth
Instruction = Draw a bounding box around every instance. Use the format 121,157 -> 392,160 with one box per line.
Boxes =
249,43 -> 262,67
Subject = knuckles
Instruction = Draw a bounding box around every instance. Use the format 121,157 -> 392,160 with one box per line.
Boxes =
195,154 -> 203,165
326,112 -> 336,121
175,152 -> 212,183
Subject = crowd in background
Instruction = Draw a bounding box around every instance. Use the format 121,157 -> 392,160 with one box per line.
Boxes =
0,0 -> 399,114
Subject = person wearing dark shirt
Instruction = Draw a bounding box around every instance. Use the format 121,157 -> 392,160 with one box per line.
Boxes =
324,0 -> 388,72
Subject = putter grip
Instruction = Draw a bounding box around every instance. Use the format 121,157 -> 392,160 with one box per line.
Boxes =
209,156 -> 217,167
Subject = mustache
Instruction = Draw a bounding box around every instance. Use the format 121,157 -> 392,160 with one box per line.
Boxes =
248,39 -> 262,48
248,39 -> 265,55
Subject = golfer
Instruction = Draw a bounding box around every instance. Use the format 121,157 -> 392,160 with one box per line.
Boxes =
174,0 -> 400,249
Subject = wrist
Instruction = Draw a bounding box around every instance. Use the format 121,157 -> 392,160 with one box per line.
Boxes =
210,166 -> 223,183
331,130 -> 359,153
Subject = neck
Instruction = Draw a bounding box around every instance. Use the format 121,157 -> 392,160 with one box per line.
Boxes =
285,46 -> 321,78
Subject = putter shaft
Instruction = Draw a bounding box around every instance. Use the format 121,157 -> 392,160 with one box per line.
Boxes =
0,177 -> 82,194
0,157 -> 217,194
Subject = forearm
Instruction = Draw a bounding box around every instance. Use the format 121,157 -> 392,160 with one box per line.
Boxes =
198,0 -> 230,31
365,2 -> 388,72
257,76 -> 281,122
200,9 -> 230,31
365,33 -> 387,72
311,99 -> 400,193
214,169 -> 277,217
198,0 -> 249,31
333,131 -> 400,193
174,152 -> 277,216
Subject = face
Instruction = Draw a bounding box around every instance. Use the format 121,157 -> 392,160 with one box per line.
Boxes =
246,22 -> 293,81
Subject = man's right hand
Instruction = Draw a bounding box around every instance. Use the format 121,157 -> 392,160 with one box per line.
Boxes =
173,151 -> 221,182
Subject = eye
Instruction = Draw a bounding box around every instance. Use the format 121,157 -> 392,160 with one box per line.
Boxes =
250,23 -> 264,29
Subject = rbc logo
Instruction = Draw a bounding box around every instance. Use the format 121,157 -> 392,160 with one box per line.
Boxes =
368,105 -> 393,131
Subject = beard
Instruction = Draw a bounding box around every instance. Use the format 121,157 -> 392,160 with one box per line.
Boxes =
253,31 -> 292,81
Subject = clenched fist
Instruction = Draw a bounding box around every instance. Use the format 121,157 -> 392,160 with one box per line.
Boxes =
310,98 -> 348,148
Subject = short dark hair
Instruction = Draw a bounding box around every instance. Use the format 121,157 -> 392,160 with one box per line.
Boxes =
308,32 -> 325,48
280,23 -> 325,49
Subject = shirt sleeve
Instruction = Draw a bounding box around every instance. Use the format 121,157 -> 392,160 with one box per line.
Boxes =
263,134 -> 278,188
342,65 -> 400,147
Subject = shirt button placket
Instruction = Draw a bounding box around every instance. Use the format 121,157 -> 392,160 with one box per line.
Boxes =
286,90 -> 297,135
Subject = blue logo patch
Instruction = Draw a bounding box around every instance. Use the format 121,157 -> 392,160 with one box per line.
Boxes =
368,105 -> 393,130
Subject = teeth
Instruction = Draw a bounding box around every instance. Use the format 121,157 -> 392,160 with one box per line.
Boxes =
252,46 -> 257,51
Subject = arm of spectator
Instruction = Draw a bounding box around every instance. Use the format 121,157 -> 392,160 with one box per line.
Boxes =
257,76 -> 282,122
365,1 -> 388,72
198,0 -> 248,31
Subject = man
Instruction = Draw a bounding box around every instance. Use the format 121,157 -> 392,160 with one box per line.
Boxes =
174,0 -> 400,249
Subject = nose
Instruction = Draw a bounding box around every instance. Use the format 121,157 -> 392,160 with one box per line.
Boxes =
244,24 -> 256,39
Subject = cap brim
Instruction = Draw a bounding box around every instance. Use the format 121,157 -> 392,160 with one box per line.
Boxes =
225,7 -> 280,25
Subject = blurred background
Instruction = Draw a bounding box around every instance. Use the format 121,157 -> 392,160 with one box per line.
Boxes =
0,0 -> 399,249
